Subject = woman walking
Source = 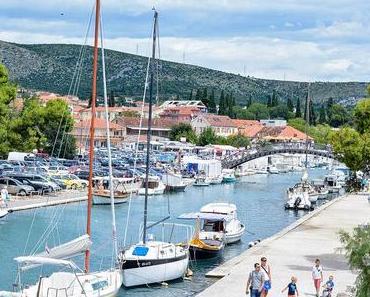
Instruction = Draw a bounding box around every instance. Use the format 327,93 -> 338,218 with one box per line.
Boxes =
260,257 -> 271,297
312,258 -> 323,297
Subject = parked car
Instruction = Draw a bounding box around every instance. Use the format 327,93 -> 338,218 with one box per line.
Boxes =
0,177 -> 35,196
51,174 -> 88,190
5,174 -> 60,194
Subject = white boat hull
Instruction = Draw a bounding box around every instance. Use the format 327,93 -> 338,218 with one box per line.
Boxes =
138,186 -> 165,195
122,256 -> 188,287
93,195 -> 128,205
225,225 -> 245,244
0,209 -> 8,219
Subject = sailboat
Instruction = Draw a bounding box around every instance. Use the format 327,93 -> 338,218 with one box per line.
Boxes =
118,10 -> 189,287
0,1 -> 122,296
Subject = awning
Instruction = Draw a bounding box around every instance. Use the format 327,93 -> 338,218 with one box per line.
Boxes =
178,212 -> 227,220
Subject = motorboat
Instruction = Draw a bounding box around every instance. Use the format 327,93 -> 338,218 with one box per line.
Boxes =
235,166 -> 255,177
324,174 -> 342,193
255,167 -> 268,174
162,172 -> 188,192
209,175 -> 223,184
92,177 -> 141,205
222,169 -> 237,183
138,175 -> 165,195
200,203 -> 245,244
194,175 -> 210,186
179,213 -> 225,259
285,189 -> 312,210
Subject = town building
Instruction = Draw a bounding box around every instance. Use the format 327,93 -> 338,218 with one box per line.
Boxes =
159,106 -> 204,121
191,114 -> 238,137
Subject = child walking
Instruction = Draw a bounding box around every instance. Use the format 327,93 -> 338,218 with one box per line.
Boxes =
281,276 -> 299,297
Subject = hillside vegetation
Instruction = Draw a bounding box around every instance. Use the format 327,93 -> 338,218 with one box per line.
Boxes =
0,40 -> 367,105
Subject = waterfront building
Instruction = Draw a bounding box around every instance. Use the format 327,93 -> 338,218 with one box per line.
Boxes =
191,114 -> 238,137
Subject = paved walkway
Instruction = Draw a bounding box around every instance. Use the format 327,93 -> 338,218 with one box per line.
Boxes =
198,194 -> 369,297
4,190 -> 87,211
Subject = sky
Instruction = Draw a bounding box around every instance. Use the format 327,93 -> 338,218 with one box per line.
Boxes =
1,0 -> 370,82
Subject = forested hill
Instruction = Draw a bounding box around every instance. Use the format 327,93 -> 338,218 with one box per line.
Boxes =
0,40 -> 367,105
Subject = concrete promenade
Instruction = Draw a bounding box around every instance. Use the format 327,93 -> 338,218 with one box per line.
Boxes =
198,194 -> 370,297
5,190 -> 87,212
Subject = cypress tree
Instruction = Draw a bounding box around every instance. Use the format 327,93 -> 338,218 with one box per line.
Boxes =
271,90 -> 278,107
326,97 -> 334,121
218,90 -> 226,115
188,90 -> 193,101
287,97 -> 294,112
247,95 -> 252,108
109,90 -> 115,107
303,93 -> 309,122
318,105 -> 327,124
267,94 -> 272,107
295,97 -> 302,118
309,101 -> 316,125
195,89 -> 201,101
208,89 -> 217,113
201,88 -> 209,107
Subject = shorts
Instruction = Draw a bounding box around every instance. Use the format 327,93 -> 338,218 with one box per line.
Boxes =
314,279 -> 321,289
250,289 -> 261,297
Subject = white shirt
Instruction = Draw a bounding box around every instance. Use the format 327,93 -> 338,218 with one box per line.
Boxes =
261,264 -> 270,281
312,265 -> 323,279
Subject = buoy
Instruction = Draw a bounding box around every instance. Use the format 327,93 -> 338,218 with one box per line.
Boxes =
161,282 -> 168,287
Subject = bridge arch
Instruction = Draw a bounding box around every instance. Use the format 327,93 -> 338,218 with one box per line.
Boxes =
221,146 -> 337,169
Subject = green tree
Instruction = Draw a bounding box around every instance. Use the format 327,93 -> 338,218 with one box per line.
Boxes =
326,97 -> 334,121
247,103 -> 269,120
247,95 -> 253,108
188,90 -> 193,101
197,127 -> 218,146
295,97 -> 302,118
287,97 -> 294,112
270,104 -> 291,120
353,98 -> 370,134
328,104 -> 351,127
225,134 -> 250,148
266,94 -> 272,108
330,127 -> 365,171
195,89 -> 201,101
309,101 -> 316,125
318,105 -> 327,124
208,89 -> 217,113
218,90 -> 226,115
271,90 -> 278,107
109,90 -> 115,107
339,225 -> 370,297
169,123 -> 197,144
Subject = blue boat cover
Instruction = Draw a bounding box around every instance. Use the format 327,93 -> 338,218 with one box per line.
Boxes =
132,246 -> 149,256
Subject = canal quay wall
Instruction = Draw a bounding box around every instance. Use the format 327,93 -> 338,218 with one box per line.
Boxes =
198,194 -> 369,297
6,192 -> 87,212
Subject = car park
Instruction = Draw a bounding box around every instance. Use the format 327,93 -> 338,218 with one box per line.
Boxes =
0,177 -> 35,196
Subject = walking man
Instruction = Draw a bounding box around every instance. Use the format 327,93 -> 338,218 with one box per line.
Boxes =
246,263 -> 265,297
312,258 -> 323,297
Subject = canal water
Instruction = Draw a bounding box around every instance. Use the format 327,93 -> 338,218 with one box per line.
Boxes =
0,169 -> 331,296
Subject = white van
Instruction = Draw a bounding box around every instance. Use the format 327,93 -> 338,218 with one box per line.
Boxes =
7,152 -> 35,162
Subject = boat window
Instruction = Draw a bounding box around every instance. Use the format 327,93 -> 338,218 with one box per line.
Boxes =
91,280 -> 108,291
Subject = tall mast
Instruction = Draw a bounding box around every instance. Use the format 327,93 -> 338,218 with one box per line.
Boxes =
100,12 -> 118,259
85,0 -> 100,272
304,83 -> 310,169
143,9 -> 158,244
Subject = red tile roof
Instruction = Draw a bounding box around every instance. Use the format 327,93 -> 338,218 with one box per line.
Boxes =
116,117 -> 181,129
198,114 -> 237,128
258,126 -> 312,141
239,124 -> 264,138
232,119 -> 261,127
75,118 -> 123,130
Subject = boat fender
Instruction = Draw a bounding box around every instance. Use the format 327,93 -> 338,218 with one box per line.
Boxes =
161,282 -> 169,287
185,268 -> 193,277
294,197 -> 301,208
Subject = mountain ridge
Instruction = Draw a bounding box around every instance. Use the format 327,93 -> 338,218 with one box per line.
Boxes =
0,40 -> 367,105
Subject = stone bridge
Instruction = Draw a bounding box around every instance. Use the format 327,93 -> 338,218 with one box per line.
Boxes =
221,144 -> 335,169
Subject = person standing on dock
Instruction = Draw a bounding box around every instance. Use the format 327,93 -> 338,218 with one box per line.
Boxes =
312,258 -> 323,297
260,257 -> 271,297
246,263 -> 265,297
1,186 -> 9,207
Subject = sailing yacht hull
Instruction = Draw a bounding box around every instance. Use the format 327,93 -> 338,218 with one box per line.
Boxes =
121,255 -> 188,287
